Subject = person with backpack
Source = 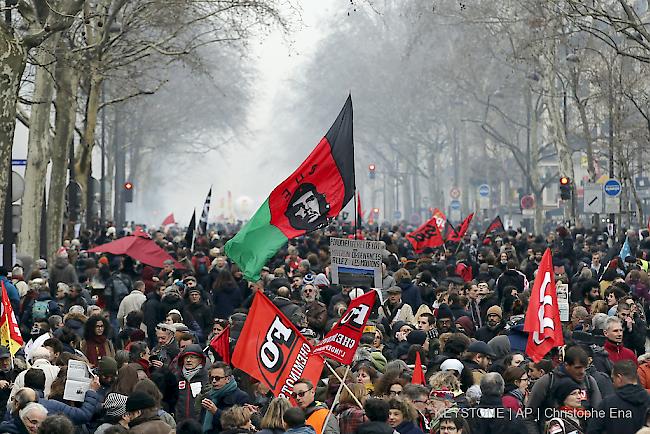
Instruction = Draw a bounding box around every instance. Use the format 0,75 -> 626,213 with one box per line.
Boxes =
524,346 -> 602,434
105,264 -> 132,325
21,282 -> 61,332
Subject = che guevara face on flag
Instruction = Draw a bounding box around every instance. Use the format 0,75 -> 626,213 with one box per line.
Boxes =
268,96 -> 355,239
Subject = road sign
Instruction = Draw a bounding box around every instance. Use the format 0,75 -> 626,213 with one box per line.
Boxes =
393,210 -> 402,220
478,184 -> 490,197
520,195 -> 535,210
11,159 -> 26,166
449,187 -> 461,199
603,179 -> 622,197
450,200 -> 461,210
605,196 -> 620,214
11,172 -> 24,203
583,183 -> 603,214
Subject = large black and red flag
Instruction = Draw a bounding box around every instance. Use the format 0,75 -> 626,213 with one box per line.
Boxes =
225,96 -> 355,281
446,213 -> 475,243
232,292 -> 324,400
406,215 -> 445,253
312,290 -> 377,364
482,215 -> 505,241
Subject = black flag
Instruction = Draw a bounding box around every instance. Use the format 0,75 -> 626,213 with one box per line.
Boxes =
198,187 -> 212,235
184,209 -> 196,248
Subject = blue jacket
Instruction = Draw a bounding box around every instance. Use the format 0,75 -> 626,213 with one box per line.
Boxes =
36,389 -> 100,424
395,421 -> 425,434
0,277 -> 19,315
398,281 -> 422,312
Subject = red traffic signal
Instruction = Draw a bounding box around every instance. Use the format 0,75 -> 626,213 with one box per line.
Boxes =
124,182 -> 133,190
559,177 -> 570,186
368,164 -> 376,179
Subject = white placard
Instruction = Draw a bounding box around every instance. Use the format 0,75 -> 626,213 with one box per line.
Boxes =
63,360 -> 92,402
556,282 -> 569,322
330,238 -> 382,288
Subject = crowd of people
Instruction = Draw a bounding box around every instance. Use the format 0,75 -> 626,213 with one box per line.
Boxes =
2,221 -> 650,434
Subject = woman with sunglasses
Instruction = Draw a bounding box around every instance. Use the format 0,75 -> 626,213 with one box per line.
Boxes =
501,366 -> 528,412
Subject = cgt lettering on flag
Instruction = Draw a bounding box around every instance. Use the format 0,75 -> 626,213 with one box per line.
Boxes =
232,292 -> 323,400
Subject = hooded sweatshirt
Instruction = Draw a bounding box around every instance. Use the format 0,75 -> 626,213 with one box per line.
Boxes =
587,383 -> 650,433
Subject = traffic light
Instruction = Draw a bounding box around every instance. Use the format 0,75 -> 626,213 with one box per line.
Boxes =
368,164 -> 376,179
124,181 -> 134,203
559,176 -> 571,200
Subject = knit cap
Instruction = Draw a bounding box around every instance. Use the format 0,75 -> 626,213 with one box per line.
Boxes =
104,392 -> 128,417
125,391 -> 155,412
487,305 -> 503,319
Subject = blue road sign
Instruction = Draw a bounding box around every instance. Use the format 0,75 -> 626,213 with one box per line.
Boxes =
393,210 -> 402,220
604,179 -> 622,197
478,184 -> 490,197
450,200 -> 461,210
11,159 -> 26,166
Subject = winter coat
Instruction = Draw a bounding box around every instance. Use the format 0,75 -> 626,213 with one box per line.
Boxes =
142,292 -> 165,347
398,281 -> 423,312
48,257 -> 78,287
0,278 -> 19,315
305,401 -> 340,434
603,340 -> 638,365
128,415 -> 172,434
20,293 -> 61,327
273,297 -> 305,326
465,394 -> 525,434
475,321 -> 507,343
394,420 -> 425,434
117,289 -> 146,327
638,355 -> 650,393
0,415 -> 28,434
174,364 -> 208,423
200,383 -> 251,434
623,316 -> 647,356
305,300 -> 328,334
183,300 -> 213,339
212,285 -> 243,319
586,383 -> 650,434
9,359 -> 60,401
336,403 -> 367,434
495,269 -> 528,301
38,389 -> 99,424
355,421 -> 394,434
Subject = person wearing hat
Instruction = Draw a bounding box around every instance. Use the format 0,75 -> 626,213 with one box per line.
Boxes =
199,361 -> 251,433
475,305 -> 506,343
96,357 -> 118,401
462,341 -> 496,385
545,378 -> 586,434
435,304 -> 456,334
117,280 -> 146,329
95,392 -> 130,434
126,391 -> 171,434
151,322 -> 180,368
175,344 -> 209,423
378,286 -> 415,332
183,286 -> 212,342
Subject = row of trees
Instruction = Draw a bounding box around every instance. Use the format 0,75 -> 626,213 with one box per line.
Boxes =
278,0 -> 650,233
1,0 -> 296,261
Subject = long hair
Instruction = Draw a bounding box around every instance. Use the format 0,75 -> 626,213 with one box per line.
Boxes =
84,315 -> 111,340
111,365 -> 139,395
213,270 -> 237,291
259,397 -> 291,430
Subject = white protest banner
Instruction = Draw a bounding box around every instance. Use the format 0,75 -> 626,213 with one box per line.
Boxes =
330,238 -> 382,288
63,359 -> 92,402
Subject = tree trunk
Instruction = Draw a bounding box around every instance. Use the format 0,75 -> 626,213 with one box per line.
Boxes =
0,30 -> 27,239
18,35 -> 60,259
47,49 -> 79,262
75,68 -> 102,225
529,97 -> 544,234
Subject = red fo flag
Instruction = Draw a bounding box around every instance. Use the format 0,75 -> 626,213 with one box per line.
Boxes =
209,325 -> 230,364
524,248 -> 564,362
406,215 -> 444,253
161,213 -> 176,226
412,352 -> 425,385
232,292 -> 324,400
312,290 -> 377,364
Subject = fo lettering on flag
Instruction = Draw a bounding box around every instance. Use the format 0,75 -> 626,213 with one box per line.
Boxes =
406,216 -> 444,253
0,281 -> 23,355
312,290 -> 377,364
524,248 -> 564,362
232,292 -> 323,400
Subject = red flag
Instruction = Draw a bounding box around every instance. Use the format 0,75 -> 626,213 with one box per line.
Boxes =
161,213 -> 176,226
312,290 -> 377,364
0,281 -> 23,355
209,325 -> 230,364
412,352 -> 425,385
232,292 -> 324,400
445,213 -> 474,243
482,215 -> 505,240
431,208 -> 447,232
406,215 -> 444,253
524,248 -> 564,362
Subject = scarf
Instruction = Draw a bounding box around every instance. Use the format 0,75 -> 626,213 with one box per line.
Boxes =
182,364 -> 203,381
84,335 -> 107,365
509,388 -> 525,405
202,378 -> 238,432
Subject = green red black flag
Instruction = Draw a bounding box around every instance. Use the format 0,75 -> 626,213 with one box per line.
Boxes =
225,96 -> 355,281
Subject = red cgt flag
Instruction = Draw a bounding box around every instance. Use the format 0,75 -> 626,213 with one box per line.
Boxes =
232,292 -> 324,400
412,352 -> 425,385
209,325 -> 230,364
406,215 -> 444,253
524,248 -> 564,362
312,290 -> 377,364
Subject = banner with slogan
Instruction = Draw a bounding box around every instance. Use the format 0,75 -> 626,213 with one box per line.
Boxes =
330,238 -> 382,288
406,215 -> 445,253
312,290 -> 377,364
232,292 -> 324,400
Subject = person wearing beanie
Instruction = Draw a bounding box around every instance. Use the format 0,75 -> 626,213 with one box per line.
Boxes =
545,378 -> 586,434
378,286 -> 415,332
174,344 -> 208,424
96,357 -> 118,400
454,316 -> 475,338
126,390 -> 170,434
475,305 -> 506,343
95,392 -> 129,434
435,304 -> 455,334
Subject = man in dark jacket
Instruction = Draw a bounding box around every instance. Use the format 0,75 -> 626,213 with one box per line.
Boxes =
356,398 -> 393,434
48,250 -> 78,287
475,306 -> 506,343
465,372 -> 525,434
200,361 -> 250,433
587,360 -> 650,434
142,285 -> 165,348
273,286 -> 306,329
495,260 -> 528,302
174,344 -> 209,424
183,288 -> 212,343
302,284 -> 327,336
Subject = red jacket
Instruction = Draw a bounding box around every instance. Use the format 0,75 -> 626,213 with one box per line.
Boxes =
638,359 -> 650,393
604,340 -> 638,365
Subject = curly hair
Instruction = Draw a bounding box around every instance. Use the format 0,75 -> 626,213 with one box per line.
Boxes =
428,371 -> 461,393
83,315 -> 111,340
388,397 -> 418,422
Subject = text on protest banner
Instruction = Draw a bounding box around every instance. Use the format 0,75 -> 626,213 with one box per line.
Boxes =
232,292 -> 324,400
329,237 -> 382,288
312,290 -> 377,364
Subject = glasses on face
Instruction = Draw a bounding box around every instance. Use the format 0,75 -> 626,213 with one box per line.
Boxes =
95,324 -> 105,329
210,375 -> 226,383
412,399 -> 428,404
440,425 -> 458,433
304,289 -> 314,294
389,390 -> 402,396
291,387 -> 312,399
519,376 -> 529,382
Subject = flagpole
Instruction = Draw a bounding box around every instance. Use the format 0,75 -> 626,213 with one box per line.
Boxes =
322,365 -> 350,431
323,361 -> 363,408
354,191 -> 358,240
